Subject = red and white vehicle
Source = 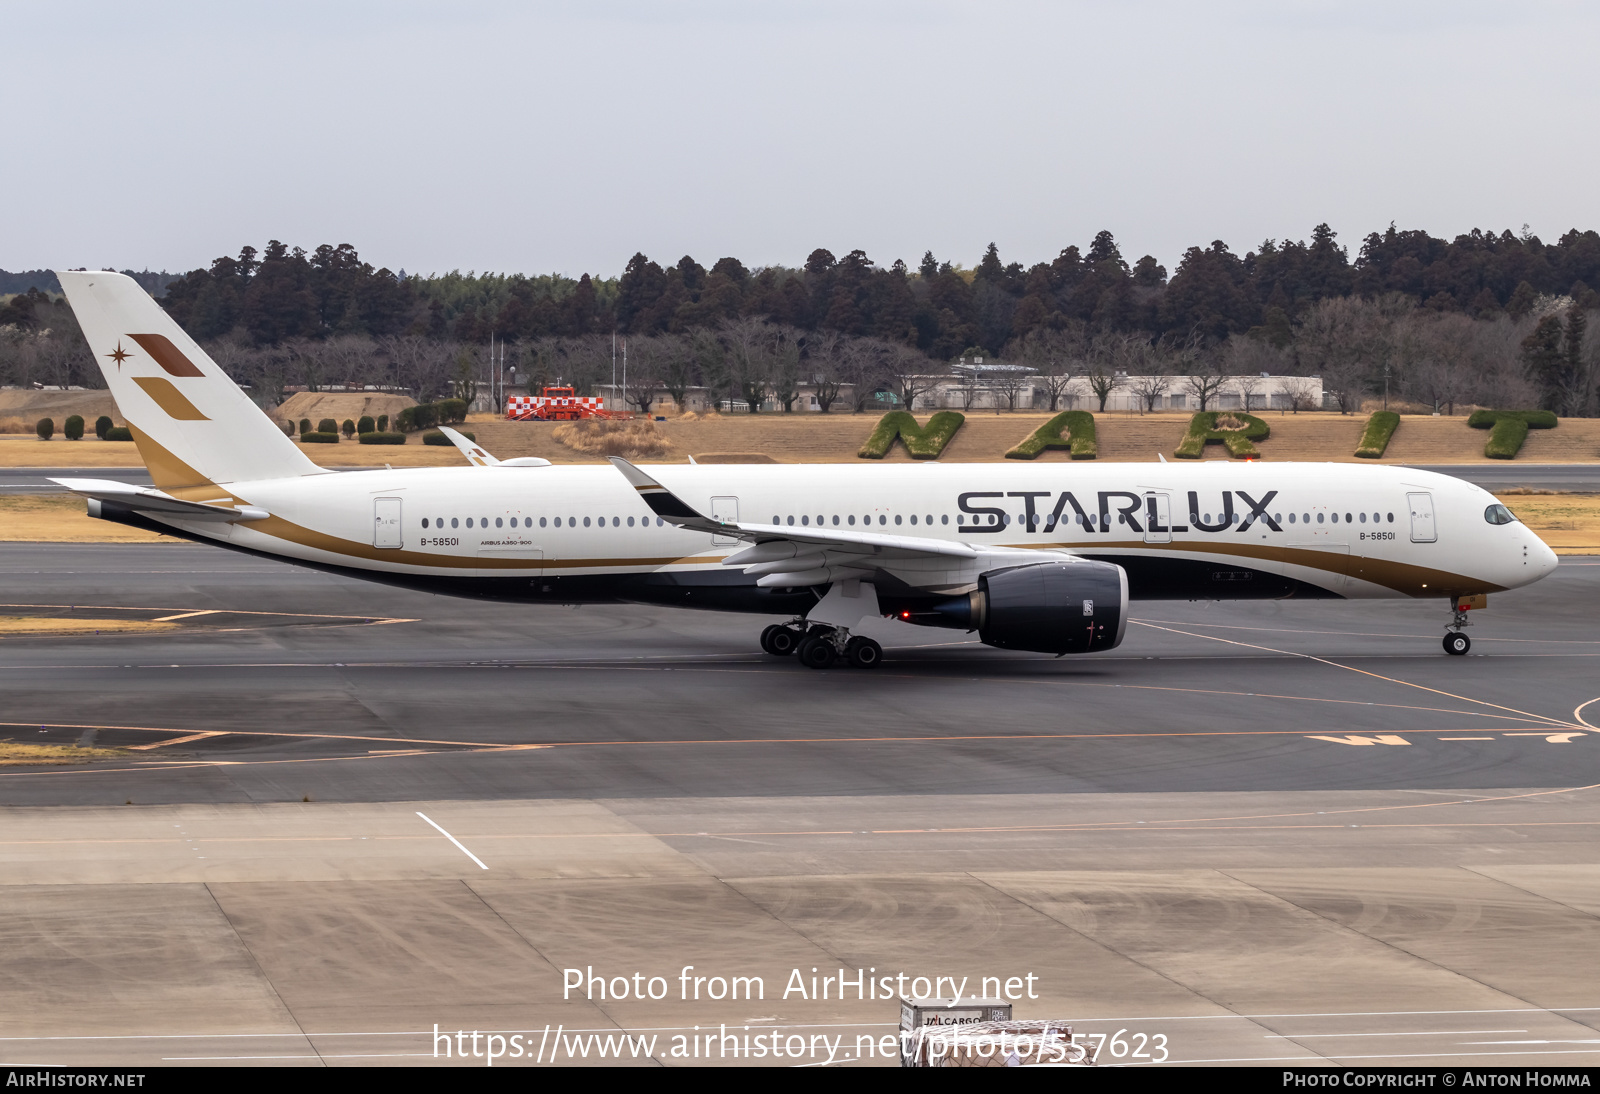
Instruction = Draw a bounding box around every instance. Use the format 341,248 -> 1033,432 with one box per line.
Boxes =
506,387 -> 632,422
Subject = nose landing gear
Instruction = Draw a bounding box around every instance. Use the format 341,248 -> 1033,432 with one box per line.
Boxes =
1443,603 -> 1472,656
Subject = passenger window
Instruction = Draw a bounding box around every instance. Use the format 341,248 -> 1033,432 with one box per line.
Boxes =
451,517 -> 459,528
848,515 -> 856,526
787,516 -> 794,526
1345,513 -> 1352,523
926,515 -> 933,525
1317,513 -> 1324,524
895,515 -> 903,525
941,515 -> 949,525
909,515 -> 917,525
422,518 -> 429,528
541,517 -> 548,527
466,518 -> 474,528
1289,513 -> 1296,523
496,517 -> 503,528
879,515 -> 886,525
1330,513 -> 1338,523
628,516 -> 635,527
1387,512 -> 1394,522
583,517 -> 591,527
832,515 -> 839,526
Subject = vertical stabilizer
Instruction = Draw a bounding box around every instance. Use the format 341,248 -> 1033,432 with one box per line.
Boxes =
55,270 -> 323,490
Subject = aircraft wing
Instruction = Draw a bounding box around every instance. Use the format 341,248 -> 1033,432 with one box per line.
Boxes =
608,457 -> 1061,589
49,478 -> 269,523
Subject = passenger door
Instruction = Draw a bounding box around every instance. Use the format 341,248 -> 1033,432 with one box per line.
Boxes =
711,496 -> 739,546
1407,492 -> 1437,543
1143,492 -> 1172,544
373,497 -> 402,549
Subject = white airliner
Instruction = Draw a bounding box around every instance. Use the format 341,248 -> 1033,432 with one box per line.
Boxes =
52,271 -> 1558,666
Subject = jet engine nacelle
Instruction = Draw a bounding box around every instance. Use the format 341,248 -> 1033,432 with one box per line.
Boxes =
917,559 -> 1127,655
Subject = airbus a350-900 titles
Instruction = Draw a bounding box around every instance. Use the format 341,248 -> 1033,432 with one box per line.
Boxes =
51,271 -> 1558,668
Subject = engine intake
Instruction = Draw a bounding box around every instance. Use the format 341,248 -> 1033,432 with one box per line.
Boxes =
909,560 -> 1127,655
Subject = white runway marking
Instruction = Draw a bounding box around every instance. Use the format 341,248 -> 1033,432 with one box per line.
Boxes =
415,811 -> 488,870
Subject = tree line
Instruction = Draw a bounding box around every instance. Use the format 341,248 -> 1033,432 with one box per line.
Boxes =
2,223 -> 1597,415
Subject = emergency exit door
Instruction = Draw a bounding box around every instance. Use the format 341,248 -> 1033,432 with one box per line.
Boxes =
710,496 -> 739,546
373,497 -> 403,548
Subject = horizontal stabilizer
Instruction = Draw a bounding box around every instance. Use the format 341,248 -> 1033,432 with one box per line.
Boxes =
50,478 -> 268,523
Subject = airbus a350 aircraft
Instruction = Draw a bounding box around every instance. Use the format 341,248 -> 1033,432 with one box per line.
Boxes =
51,271 -> 1558,668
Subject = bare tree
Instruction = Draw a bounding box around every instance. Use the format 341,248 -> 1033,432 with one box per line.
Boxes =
1279,375 -> 1321,413
620,334 -> 667,413
1127,372 -> 1169,413
382,334 -> 457,402
1184,358 -> 1228,410
882,341 -> 943,411
720,316 -> 773,412
840,337 -> 884,413
806,330 -> 846,412
989,367 -> 1030,411
1013,326 -> 1083,410
770,327 -> 803,412
1295,296 -> 1371,413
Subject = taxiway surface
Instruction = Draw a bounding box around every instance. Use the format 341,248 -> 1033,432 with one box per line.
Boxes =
2,543 -> 1598,1068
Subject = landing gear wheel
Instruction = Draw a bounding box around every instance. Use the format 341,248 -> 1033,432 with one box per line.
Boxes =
766,626 -> 800,656
798,636 -> 836,669
846,636 -> 883,669
1443,632 -> 1471,656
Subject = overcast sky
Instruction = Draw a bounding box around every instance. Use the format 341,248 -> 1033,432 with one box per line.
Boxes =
5,1 -> 1598,279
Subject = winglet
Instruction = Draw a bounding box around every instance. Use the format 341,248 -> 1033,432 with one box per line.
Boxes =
608,457 -> 718,528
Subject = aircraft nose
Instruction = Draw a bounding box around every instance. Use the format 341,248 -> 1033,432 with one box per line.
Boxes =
1529,532 -> 1559,580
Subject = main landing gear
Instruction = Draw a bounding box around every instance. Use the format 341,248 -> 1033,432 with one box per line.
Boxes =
1443,604 -> 1472,656
760,623 -> 882,669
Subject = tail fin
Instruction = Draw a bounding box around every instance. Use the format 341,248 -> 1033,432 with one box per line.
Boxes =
56,270 -> 322,491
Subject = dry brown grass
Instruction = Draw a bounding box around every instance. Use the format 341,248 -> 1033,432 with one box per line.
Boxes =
0,741 -> 129,766
1494,492 -> 1600,553
551,418 -> 674,458
0,616 -> 178,635
0,496 -> 174,542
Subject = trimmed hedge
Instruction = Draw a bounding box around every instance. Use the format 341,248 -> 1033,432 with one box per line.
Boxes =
857,410 -> 965,459
377,414 -> 389,432
341,419 -> 356,438
317,418 -> 338,435
299,418 -> 312,436
357,431 -> 407,445
94,415 -> 113,439
64,414 -> 84,441
35,417 -> 53,440
1175,411 -> 1269,458
396,399 -> 467,432
357,415 -> 375,435
423,430 -> 476,446
1468,409 -> 1558,459
1354,410 -> 1400,458
299,431 -> 340,443
1005,410 -> 1096,460
104,426 -> 133,441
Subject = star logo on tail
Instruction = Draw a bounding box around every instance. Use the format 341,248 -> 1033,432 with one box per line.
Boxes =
106,341 -> 131,368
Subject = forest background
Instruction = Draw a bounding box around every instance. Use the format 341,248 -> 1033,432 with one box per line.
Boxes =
2,222 -> 1598,420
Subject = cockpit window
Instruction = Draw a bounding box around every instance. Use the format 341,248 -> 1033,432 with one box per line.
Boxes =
1484,503 -> 1518,525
